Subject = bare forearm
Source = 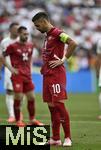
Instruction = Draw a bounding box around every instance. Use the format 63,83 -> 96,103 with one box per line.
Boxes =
95,55 -> 101,78
0,55 -> 12,72
0,55 -> 5,69
65,40 -> 77,59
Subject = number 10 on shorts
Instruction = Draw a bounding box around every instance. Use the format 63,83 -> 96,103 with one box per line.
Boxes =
52,84 -> 61,94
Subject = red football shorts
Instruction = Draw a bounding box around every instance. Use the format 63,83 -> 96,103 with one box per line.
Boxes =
11,75 -> 34,93
43,70 -> 67,103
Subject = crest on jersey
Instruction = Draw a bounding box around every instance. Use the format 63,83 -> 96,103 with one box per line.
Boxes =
22,53 -> 28,61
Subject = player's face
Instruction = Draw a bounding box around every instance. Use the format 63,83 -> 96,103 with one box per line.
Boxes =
10,25 -> 19,38
19,30 -> 29,42
34,19 -> 47,33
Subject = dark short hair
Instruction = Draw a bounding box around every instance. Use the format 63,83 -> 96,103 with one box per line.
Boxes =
18,26 -> 27,33
9,22 -> 19,29
32,12 -> 49,22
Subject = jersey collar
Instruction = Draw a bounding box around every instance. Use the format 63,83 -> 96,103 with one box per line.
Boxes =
47,27 -> 55,36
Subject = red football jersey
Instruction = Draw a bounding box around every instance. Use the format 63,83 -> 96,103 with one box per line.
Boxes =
41,27 -> 65,75
5,41 -> 34,79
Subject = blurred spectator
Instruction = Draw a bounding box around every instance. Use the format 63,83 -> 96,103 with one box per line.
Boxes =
0,0 -> 101,70
67,48 -> 90,72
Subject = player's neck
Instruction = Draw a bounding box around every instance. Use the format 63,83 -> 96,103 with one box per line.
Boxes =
46,24 -> 54,33
10,34 -> 17,40
19,40 -> 26,45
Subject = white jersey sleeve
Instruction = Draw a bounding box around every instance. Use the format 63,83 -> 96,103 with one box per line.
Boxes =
97,39 -> 101,54
0,40 -> 5,54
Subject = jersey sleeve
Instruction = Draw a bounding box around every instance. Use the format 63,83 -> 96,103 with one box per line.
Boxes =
3,44 -> 14,57
97,39 -> 101,54
51,28 -> 63,39
59,32 -> 70,43
52,28 -> 70,43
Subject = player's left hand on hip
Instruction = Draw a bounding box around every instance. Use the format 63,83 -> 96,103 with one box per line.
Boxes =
49,60 -> 63,68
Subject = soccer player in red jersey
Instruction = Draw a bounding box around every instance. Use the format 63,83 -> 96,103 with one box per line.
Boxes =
0,22 -> 23,123
32,12 -> 77,146
1,26 -> 43,127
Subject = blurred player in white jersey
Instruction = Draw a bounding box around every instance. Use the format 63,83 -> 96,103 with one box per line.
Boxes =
96,38 -> 101,119
0,22 -> 20,123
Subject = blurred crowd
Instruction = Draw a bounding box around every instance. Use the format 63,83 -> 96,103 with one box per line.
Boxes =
0,0 -> 101,72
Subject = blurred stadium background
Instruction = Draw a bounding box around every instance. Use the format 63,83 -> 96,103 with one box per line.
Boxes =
0,0 -> 101,93
0,0 -> 101,149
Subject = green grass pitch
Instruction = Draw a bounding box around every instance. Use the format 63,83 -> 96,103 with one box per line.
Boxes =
0,93 -> 101,150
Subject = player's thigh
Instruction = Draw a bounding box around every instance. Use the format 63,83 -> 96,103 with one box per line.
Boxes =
4,75 -> 13,91
43,76 -> 52,102
6,89 -> 14,95
25,90 -> 35,100
23,80 -> 34,95
50,72 -> 67,102
4,68 -> 12,88
14,92 -> 23,100
98,68 -> 101,87
11,77 -> 23,93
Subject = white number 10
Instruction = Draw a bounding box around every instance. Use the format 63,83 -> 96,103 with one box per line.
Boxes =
52,84 -> 61,94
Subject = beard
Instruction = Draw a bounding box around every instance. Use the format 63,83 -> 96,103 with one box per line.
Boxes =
21,37 -> 28,42
40,31 -> 46,33
38,28 -> 46,33
39,30 -> 45,33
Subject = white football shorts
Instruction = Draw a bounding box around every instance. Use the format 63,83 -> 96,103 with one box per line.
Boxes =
4,68 -> 13,90
98,67 -> 101,87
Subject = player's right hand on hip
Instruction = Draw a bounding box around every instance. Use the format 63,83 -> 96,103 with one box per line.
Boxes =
0,56 -> 3,69
11,67 -> 18,75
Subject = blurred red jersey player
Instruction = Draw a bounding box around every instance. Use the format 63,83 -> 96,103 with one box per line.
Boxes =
32,12 -> 77,146
2,26 -> 43,127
